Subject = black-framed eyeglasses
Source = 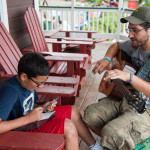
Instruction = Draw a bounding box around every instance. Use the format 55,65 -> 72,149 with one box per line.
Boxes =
125,28 -> 146,35
30,77 -> 48,87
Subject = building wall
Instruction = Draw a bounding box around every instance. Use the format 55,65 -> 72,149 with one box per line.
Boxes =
7,0 -> 34,50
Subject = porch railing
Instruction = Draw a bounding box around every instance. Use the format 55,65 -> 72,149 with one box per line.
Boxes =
39,6 -> 134,40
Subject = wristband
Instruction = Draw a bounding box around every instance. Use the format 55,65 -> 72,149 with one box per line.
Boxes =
128,73 -> 133,83
104,56 -> 111,62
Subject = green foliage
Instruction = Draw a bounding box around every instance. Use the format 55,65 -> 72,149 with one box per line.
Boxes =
84,12 -> 119,33
39,0 -> 41,5
139,0 -> 150,5
96,0 -> 103,5
145,0 -> 150,3
90,0 -> 96,3
143,3 -> 150,6
139,0 -> 142,4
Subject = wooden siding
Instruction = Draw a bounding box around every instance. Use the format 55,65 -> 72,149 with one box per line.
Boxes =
7,0 -> 34,50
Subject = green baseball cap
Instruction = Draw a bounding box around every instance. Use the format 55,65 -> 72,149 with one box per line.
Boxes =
120,6 -> 150,24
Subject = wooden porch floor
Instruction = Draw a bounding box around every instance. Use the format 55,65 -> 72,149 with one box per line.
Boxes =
74,41 -> 115,150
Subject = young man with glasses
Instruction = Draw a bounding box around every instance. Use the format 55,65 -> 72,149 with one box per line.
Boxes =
0,52 -> 103,150
84,6 -> 150,150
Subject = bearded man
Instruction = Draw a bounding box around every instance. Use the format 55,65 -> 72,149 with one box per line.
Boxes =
84,6 -> 150,150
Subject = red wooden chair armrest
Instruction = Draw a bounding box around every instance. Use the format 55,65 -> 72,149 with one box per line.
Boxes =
47,76 -> 78,85
36,85 -> 75,97
45,55 -> 84,62
43,28 -> 61,38
22,46 -> 89,58
0,72 -> 77,86
46,39 -> 93,45
63,37 -> 108,43
60,30 -> 97,34
0,74 -> 75,96
39,52 -> 88,58
0,131 -> 65,150
63,37 -> 94,42
0,70 -> 77,85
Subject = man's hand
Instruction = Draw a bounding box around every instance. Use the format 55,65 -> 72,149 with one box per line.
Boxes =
25,107 -> 43,123
104,69 -> 130,82
92,59 -> 110,74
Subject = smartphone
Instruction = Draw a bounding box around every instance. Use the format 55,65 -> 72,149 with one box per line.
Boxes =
52,97 -> 59,103
45,97 -> 59,112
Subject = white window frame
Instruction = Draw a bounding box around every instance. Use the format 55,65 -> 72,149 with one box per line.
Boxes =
34,0 -> 40,18
0,0 -> 9,31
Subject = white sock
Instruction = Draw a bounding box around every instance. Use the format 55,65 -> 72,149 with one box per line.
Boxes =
89,141 -> 104,150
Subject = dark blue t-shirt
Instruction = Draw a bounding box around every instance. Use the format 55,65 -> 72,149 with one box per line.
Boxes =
0,76 -> 38,121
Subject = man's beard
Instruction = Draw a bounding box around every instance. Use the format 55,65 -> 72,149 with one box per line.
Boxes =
131,39 -> 140,48
131,37 -> 149,48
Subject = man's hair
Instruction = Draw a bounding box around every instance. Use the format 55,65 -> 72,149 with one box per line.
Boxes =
18,52 -> 50,78
140,22 -> 150,31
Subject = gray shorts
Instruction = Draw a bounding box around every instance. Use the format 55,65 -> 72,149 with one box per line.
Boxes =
84,97 -> 150,150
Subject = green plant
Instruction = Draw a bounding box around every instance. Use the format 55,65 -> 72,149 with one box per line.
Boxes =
143,3 -> 150,6
90,0 -> 96,3
39,0 -> 41,5
96,0 -> 103,5
139,0 -> 149,4
84,12 -> 119,33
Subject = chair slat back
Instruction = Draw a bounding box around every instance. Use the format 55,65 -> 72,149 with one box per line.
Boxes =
0,22 -> 22,74
0,53 -> 13,74
24,7 -> 49,53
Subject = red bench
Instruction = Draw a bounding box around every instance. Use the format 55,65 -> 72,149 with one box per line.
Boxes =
0,131 -> 65,150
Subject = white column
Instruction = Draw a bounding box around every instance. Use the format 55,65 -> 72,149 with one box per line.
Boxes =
34,0 -> 40,18
116,0 -> 123,41
71,0 -> 75,30
0,0 -> 9,31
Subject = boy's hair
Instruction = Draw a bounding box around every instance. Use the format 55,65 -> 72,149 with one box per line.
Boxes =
18,52 -> 50,78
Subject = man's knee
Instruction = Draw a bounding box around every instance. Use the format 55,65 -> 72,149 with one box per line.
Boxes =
84,106 -> 99,122
84,104 -> 105,129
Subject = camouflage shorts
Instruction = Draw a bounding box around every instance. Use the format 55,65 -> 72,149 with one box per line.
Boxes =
84,97 -> 150,150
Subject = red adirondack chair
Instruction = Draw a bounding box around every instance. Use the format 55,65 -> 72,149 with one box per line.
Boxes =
0,21 -> 68,150
0,21 -> 79,105
22,7 -> 92,90
23,7 -> 93,58
0,131 -> 65,150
